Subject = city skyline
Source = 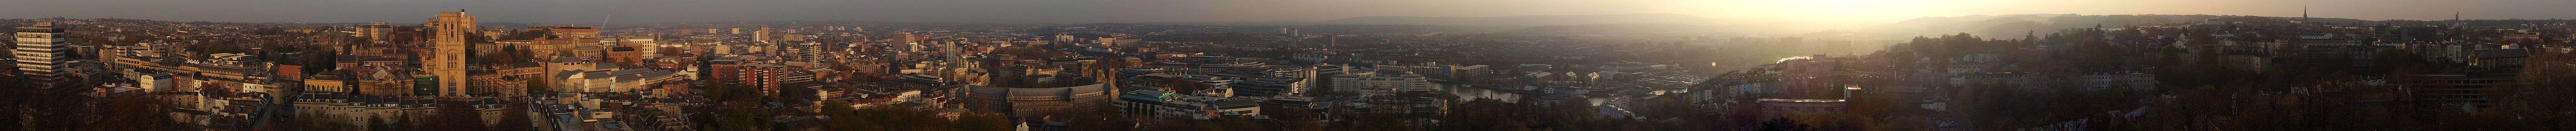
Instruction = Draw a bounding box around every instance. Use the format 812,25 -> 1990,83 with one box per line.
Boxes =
4,1 -> 2576,131
4,0 -> 2574,25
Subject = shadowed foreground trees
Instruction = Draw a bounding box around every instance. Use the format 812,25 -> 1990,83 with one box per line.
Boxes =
815,101 -> 1012,131
101,93 -> 176,131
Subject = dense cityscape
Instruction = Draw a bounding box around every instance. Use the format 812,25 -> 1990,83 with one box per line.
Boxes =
4,1 -> 2576,131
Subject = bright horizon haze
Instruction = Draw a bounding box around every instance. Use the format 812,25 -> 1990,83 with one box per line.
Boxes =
1,0 -> 2569,25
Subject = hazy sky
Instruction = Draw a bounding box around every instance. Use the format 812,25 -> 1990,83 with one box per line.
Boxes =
2,0 -> 2569,25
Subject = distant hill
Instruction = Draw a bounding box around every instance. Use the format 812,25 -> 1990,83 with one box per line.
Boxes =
1316,13 -> 1723,26
1495,24 -> 1724,35
1154,13 -> 1726,26
1855,14 -> 2374,40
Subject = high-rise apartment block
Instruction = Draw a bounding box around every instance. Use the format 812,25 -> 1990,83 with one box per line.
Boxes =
14,22 -> 68,88
755,25 -> 771,43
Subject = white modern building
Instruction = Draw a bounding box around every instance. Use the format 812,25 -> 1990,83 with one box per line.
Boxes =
15,22 -> 69,88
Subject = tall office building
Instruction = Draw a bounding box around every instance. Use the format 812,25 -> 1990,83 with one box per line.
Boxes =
426,10 -> 476,96
755,25 -> 772,43
1279,28 -> 1300,37
14,22 -> 68,88
796,42 -> 825,62
891,32 -> 918,44
940,41 -> 964,69
355,22 -> 394,43
892,32 -> 920,52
